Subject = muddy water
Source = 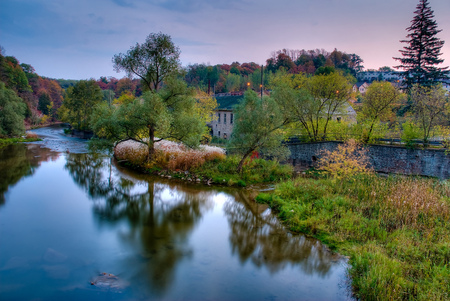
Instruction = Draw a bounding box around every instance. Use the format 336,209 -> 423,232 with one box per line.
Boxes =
0,127 -> 353,300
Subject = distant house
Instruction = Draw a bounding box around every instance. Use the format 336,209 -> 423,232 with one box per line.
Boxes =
357,71 -> 404,83
443,82 -> 450,94
208,94 -> 244,139
353,82 -> 370,94
332,103 -> 357,124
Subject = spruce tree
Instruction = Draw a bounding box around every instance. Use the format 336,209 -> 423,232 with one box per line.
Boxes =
394,0 -> 449,88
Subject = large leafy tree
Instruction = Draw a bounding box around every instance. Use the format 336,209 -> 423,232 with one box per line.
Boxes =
0,82 -> 26,137
359,82 -> 401,143
113,32 -> 180,92
394,0 -> 449,88
272,71 -> 352,141
410,84 -> 449,146
59,80 -> 103,131
228,90 -> 289,172
91,77 -> 211,160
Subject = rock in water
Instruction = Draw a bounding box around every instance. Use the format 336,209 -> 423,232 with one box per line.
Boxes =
90,273 -> 128,292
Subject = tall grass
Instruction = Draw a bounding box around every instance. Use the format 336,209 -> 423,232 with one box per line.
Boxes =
257,175 -> 450,300
114,139 -> 226,170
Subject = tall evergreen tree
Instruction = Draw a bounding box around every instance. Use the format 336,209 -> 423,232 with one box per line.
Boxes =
394,0 -> 449,88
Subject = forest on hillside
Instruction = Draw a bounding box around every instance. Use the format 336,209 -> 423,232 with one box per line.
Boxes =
0,46 -> 363,137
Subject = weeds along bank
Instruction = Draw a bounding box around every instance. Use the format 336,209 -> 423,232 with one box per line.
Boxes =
257,140 -> 450,300
0,132 -> 41,148
114,139 -> 293,186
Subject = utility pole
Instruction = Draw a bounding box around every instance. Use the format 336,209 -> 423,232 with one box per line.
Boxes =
261,65 -> 263,100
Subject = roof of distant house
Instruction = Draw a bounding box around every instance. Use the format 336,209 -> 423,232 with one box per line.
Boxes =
354,81 -> 369,88
214,95 -> 244,110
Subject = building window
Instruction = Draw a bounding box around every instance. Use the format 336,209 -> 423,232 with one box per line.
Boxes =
218,113 -> 221,123
218,131 -> 220,137
224,113 -> 227,124
224,133 -> 227,139
230,113 -> 233,124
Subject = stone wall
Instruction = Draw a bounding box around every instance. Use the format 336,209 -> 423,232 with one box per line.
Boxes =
287,141 -> 450,179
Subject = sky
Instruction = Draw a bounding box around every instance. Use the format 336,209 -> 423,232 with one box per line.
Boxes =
1,0 -> 449,80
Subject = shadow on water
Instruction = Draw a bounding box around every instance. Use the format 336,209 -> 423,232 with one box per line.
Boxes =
224,191 -> 340,277
64,153 -> 349,299
64,153 -> 216,296
0,143 -> 59,206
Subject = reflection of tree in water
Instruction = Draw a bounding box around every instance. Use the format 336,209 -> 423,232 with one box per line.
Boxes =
224,191 -> 339,277
0,144 -> 59,205
64,153 -> 214,296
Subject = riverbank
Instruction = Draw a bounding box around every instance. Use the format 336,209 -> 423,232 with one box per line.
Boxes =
114,139 -> 293,187
25,121 -> 65,131
0,132 -> 41,149
256,175 -> 450,300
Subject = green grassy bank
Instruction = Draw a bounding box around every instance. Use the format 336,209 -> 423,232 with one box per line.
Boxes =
0,136 -> 41,148
121,155 -> 293,187
257,175 -> 450,300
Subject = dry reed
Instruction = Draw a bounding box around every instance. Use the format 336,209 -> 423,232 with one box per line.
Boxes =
25,132 -> 39,139
114,139 -> 225,170
380,178 -> 449,230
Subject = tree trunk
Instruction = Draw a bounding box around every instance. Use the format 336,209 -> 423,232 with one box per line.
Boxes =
148,126 -> 155,161
366,120 -> 376,143
237,148 -> 255,173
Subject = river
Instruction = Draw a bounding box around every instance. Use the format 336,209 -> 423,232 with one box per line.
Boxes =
0,125 -> 352,300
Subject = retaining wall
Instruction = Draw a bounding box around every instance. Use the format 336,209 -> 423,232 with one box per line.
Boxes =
287,141 -> 450,179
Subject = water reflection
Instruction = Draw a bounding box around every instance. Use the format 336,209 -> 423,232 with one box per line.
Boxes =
1,128 -> 351,300
0,144 -> 59,205
64,153 -> 345,294
64,153 -> 215,295
224,191 -> 339,276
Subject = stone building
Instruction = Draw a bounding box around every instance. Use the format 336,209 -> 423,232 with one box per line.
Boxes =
208,95 -> 243,139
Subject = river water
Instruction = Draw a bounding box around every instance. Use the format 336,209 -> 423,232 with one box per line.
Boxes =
0,125 -> 352,300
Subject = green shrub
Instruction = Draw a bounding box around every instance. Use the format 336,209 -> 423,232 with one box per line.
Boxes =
401,121 -> 423,148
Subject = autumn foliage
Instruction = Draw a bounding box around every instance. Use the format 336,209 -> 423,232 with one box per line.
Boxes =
317,139 -> 372,179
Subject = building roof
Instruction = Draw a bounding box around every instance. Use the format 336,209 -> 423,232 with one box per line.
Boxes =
215,95 -> 244,110
354,81 -> 368,88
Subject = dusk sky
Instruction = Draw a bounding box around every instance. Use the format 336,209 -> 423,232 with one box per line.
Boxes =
1,0 -> 449,80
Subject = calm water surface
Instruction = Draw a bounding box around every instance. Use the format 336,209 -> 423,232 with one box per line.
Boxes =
0,128 -> 352,300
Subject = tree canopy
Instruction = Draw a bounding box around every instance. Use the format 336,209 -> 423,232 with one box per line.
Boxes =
271,71 -> 353,141
228,90 -> 289,172
59,80 -> 103,131
0,82 -> 26,137
410,84 -> 449,145
91,77 -> 214,160
113,32 -> 181,92
359,81 -> 401,142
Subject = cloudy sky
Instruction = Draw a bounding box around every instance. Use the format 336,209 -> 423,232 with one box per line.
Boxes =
1,0 -> 449,80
